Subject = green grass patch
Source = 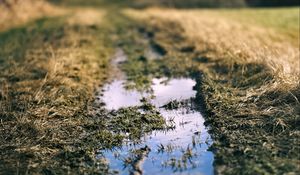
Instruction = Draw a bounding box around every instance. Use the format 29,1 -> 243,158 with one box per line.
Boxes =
217,8 -> 300,42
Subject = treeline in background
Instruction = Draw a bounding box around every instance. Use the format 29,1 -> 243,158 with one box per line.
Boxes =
130,0 -> 300,8
1,0 -> 300,8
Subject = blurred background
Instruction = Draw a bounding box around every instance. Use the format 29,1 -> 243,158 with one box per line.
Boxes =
50,0 -> 300,7
1,0 -> 300,8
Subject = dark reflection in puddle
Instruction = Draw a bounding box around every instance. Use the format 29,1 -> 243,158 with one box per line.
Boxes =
99,77 -> 214,175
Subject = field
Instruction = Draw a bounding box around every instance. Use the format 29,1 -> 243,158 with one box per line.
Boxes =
0,0 -> 299,174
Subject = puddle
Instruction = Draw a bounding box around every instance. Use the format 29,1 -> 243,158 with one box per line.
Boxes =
151,78 -> 197,107
101,80 -> 144,110
99,77 -> 214,175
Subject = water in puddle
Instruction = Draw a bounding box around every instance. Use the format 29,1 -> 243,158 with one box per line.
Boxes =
102,80 -> 144,110
100,77 -> 214,175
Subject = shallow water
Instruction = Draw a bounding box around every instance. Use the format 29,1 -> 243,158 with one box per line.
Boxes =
101,80 -> 144,110
100,78 -> 214,175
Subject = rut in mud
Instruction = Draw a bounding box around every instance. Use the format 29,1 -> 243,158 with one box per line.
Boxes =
97,49 -> 214,175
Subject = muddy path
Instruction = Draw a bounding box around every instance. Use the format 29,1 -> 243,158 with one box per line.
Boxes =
88,12 -> 218,174
96,10 -> 300,175
96,47 -> 214,174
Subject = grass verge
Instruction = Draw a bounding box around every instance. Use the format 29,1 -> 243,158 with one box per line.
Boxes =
0,9 -> 112,173
0,5 -> 170,173
123,8 -> 300,174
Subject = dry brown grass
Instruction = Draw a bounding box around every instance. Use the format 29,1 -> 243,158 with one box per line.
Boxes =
67,8 -> 105,26
1,2 -> 299,173
0,7 -> 112,173
123,7 -> 300,174
125,8 -> 300,90
0,0 -> 65,31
